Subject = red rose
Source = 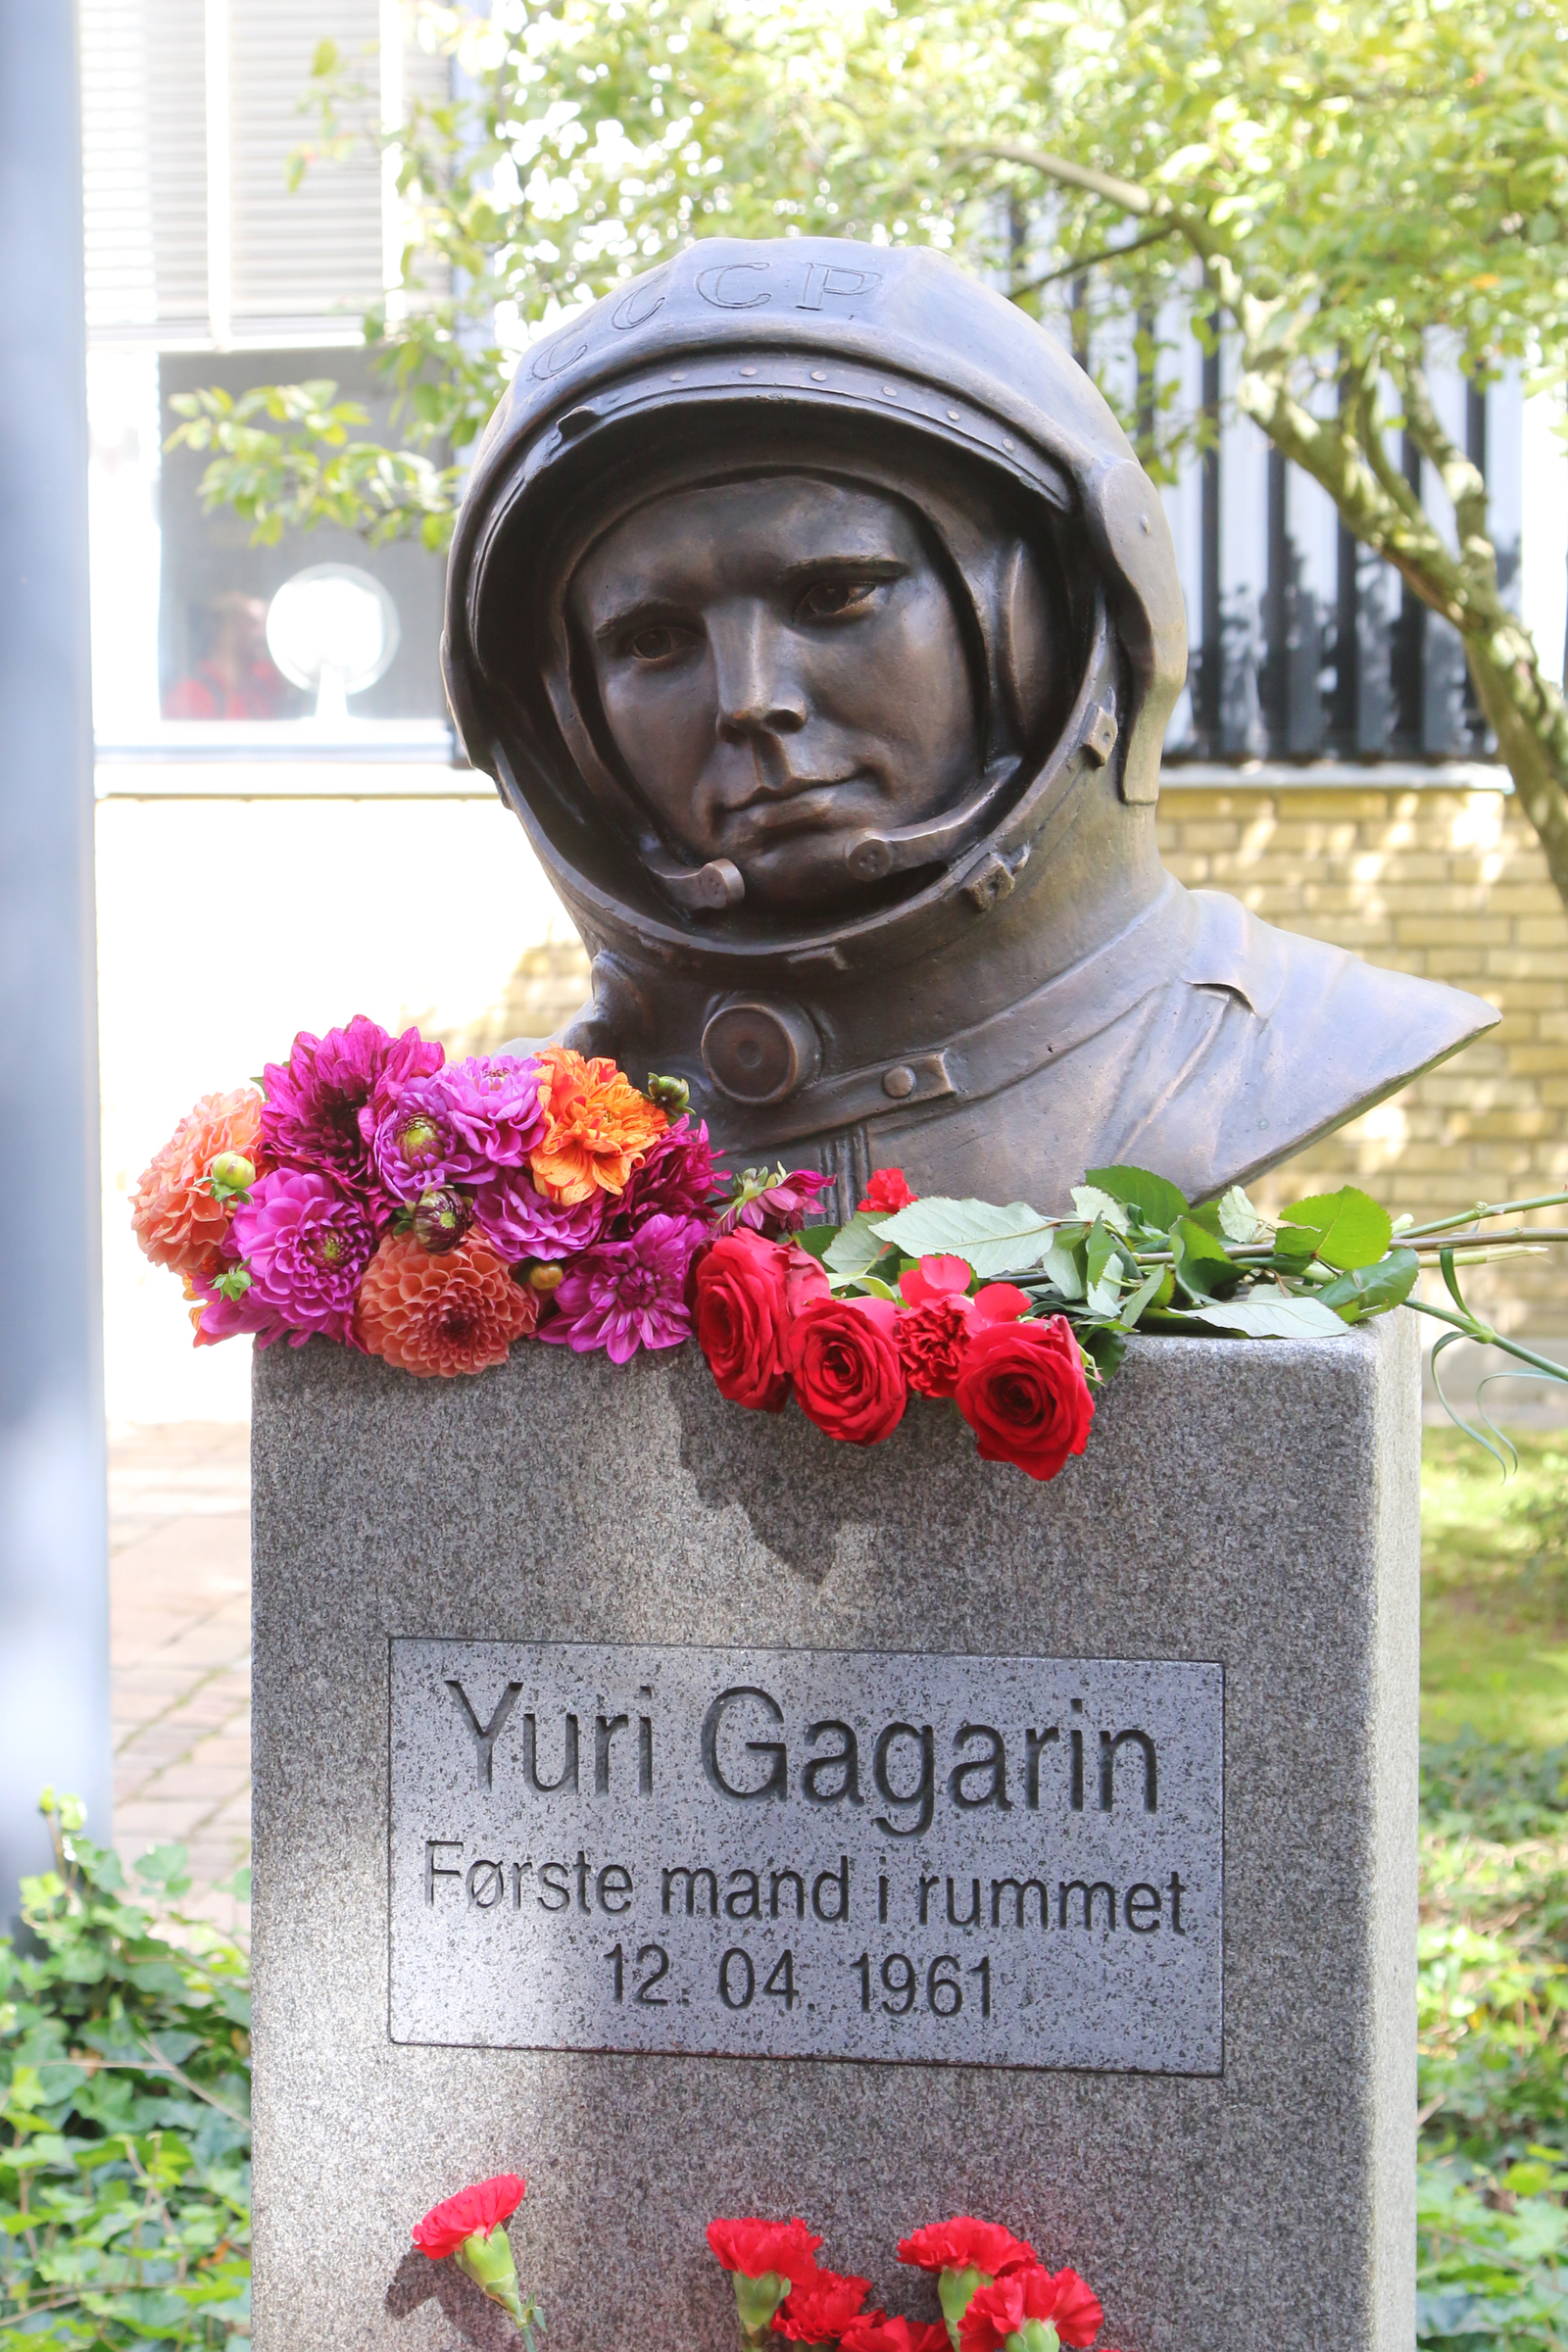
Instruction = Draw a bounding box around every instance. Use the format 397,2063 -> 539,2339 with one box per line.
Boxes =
412,2173 -> 525,2258
958,2267 -> 1103,2352
841,2321 -> 951,2352
788,1296 -> 907,1445
896,1298 -> 973,1399
897,2220 -> 1035,2279
954,1315 -> 1094,1481
695,1230 -> 793,1411
708,2218 -> 824,2287
783,1241 -> 832,1316
858,1167 -> 917,1213
774,2269 -> 875,2341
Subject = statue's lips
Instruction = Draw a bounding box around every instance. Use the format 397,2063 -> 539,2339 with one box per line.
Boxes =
722,772 -> 868,841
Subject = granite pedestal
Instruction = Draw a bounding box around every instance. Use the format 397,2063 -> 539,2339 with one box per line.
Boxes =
251,1314 -> 1418,2352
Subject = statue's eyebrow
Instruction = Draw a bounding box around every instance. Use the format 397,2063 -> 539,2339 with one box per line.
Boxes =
592,554 -> 907,644
591,595 -> 690,646
777,553 -> 906,583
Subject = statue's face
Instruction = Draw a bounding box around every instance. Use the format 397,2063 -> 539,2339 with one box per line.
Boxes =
570,476 -> 980,910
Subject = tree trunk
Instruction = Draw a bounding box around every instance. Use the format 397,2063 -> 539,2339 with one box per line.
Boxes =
1459,623 -> 1568,909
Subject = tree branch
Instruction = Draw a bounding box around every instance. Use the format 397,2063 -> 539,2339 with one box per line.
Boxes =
956,140 -> 1157,217
1401,361 -> 1493,583
1013,221 -> 1178,296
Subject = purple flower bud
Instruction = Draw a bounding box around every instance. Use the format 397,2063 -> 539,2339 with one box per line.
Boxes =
412,1187 -> 472,1254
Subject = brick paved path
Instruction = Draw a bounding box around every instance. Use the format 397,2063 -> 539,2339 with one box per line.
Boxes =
109,1421 -> 251,1934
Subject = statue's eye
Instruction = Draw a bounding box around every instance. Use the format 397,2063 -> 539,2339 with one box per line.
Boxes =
798,577 -> 881,620
626,623 -> 692,662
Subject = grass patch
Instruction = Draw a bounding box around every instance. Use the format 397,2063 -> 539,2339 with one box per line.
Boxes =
1423,1426 -> 1568,1746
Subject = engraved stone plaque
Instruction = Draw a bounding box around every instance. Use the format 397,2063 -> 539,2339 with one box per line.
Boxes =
389,1639 -> 1223,2073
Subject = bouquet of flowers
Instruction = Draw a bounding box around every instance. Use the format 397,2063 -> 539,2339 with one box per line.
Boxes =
129,1014 -> 748,1378
131,1011 -> 1568,1480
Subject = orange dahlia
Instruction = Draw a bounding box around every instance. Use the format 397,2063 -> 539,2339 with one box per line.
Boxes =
527,1047 -> 667,1206
356,1235 -> 538,1377
130,1087 -> 266,1279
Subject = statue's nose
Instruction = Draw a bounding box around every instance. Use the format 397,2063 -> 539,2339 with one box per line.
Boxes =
710,607 -> 807,742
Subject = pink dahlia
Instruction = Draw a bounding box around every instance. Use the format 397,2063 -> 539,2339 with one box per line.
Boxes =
368,1076 -> 479,1200
438,1054 -> 547,1168
539,1212 -> 708,1362
605,1117 -> 723,1235
226,1169 -> 376,1345
470,1165 -> 605,1262
263,1017 -> 442,1203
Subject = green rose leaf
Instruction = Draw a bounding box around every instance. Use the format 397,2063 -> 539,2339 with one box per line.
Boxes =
1182,1293 -> 1354,1340
1083,1163 -> 1190,1231
1314,1246 -> 1421,1322
793,1224 -> 838,1262
1170,1214 -> 1241,1300
1085,1216 -> 1127,1315
869,1197 -> 1060,1279
1279,1187 -> 1394,1271
1070,1184 -> 1131,1233
1217,1183 -> 1265,1244
823,1214 -> 893,1283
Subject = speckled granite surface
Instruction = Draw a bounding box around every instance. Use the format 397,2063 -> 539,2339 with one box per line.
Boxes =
250,1315 -> 1418,2352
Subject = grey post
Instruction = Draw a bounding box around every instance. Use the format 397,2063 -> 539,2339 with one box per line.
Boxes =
0,0 -> 112,1914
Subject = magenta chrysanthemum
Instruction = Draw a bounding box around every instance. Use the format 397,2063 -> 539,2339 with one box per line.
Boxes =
227,1169 -> 375,1344
469,1166 -> 605,1262
605,1118 -> 722,1236
262,1017 -> 443,1206
539,1212 -> 708,1362
716,1166 -> 835,1240
187,1266 -> 293,1350
368,1076 -> 479,1200
437,1054 -> 547,1168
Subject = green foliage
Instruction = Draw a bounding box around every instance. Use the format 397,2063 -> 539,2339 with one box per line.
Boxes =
0,1796 -> 251,2348
1279,1187 -> 1396,1272
1419,1740 -> 1568,2344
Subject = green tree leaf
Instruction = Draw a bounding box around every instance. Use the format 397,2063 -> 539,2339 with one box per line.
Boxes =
1280,1188 -> 1395,1271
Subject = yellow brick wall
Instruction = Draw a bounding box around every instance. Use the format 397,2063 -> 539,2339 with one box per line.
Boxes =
459,784 -> 1568,1338
1156,786 -> 1568,1338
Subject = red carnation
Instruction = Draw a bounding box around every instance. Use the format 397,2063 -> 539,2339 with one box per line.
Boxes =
709,2217 -> 825,2287
695,1230 -> 795,1411
841,2320 -> 952,2352
896,1298 -> 973,1400
897,2220 -> 1036,2279
412,2173 -> 525,2259
859,1167 -> 917,1213
788,1296 -> 907,1445
898,1254 -> 971,1307
954,1315 -> 1095,1481
958,2268 -> 1104,2352
774,2269 -> 875,2341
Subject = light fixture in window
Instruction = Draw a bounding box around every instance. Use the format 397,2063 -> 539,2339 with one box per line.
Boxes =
266,564 -> 401,721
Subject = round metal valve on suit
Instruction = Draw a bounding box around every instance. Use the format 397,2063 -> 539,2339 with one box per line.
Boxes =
701,998 -> 822,1106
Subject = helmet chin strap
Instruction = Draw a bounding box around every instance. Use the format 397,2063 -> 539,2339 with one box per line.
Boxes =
642,844 -> 746,910
842,704 -> 1118,885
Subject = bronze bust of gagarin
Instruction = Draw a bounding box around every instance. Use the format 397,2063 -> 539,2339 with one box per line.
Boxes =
443,235 -> 1497,1211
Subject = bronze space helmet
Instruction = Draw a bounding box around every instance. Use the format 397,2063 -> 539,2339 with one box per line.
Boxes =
442,234 -> 1190,1167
